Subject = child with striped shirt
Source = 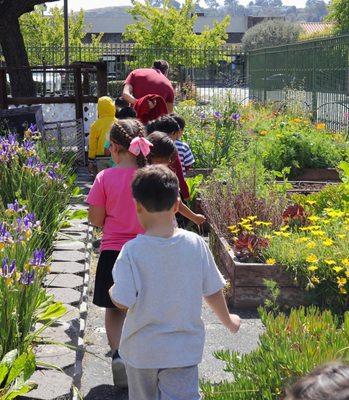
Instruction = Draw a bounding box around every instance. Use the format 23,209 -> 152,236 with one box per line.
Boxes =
170,113 -> 195,176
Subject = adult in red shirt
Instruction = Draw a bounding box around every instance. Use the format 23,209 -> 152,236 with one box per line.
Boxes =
122,60 -> 175,113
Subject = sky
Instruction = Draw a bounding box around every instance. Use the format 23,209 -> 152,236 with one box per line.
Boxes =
53,0 -> 316,11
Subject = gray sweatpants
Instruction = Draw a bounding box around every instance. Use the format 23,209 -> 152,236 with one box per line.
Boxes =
125,364 -> 201,400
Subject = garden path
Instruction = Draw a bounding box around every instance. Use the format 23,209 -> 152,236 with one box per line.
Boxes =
80,253 -> 264,399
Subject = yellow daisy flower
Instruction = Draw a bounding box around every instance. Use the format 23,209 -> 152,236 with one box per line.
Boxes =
322,238 -> 334,247
306,254 -> 318,263
308,265 -> 318,272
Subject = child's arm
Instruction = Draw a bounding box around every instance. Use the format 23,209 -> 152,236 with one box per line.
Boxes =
178,200 -> 206,225
88,205 -> 106,227
204,289 -> 240,333
109,285 -> 128,310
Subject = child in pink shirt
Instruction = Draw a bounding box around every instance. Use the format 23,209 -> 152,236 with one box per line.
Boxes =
87,119 -> 152,388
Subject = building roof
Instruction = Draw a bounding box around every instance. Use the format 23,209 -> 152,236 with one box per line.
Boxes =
84,7 -> 248,34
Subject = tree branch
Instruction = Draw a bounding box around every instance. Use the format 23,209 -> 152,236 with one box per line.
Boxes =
0,0 -> 59,19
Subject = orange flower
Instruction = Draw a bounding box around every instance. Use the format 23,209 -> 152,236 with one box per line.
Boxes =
316,122 -> 326,130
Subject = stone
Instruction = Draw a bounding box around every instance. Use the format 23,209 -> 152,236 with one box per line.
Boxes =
45,274 -> 84,289
56,231 -> 88,241
48,288 -> 81,305
21,370 -> 73,400
60,223 -> 88,233
36,324 -> 74,345
51,250 -> 85,263
53,241 -> 85,251
35,345 -> 76,370
50,261 -> 85,275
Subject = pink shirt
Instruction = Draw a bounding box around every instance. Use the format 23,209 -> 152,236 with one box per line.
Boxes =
86,168 -> 144,251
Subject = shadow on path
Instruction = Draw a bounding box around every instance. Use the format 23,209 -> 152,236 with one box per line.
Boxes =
84,384 -> 128,400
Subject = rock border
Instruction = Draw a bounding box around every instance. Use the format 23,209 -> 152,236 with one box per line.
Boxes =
22,168 -> 92,400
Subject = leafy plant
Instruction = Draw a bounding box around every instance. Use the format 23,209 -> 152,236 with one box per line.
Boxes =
123,0 -> 230,69
0,349 -> 37,400
201,307 -> 349,400
185,174 -> 203,210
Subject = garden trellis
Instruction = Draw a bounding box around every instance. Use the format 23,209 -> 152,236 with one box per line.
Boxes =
248,33 -> 349,133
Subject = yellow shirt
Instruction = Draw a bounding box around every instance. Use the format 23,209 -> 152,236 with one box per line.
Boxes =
88,96 -> 117,159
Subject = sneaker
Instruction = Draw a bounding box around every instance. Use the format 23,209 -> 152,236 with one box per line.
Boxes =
112,350 -> 128,388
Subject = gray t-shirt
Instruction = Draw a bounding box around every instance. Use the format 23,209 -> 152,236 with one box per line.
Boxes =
110,228 -> 225,369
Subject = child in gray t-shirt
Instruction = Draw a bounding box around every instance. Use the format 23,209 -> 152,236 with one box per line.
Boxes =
109,165 -> 240,400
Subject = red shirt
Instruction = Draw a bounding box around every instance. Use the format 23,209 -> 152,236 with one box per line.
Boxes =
169,153 -> 190,200
125,68 -> 175,104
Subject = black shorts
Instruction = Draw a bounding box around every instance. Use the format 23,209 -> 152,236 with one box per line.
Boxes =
93,250 -> 120,308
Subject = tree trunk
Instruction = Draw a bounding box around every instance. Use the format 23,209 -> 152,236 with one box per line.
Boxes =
0,17 -> 36,97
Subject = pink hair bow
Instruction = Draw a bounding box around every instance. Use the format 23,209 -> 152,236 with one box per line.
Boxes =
128,137 -> 153,157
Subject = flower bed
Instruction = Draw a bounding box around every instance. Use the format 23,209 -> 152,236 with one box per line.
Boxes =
209,225 -> 305,309
0,133 -> 75,397
176,100 -> 349,179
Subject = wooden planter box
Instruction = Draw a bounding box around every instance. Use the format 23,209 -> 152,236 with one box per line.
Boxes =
186,168 -> 213,178
292,168 -> 340,182
209,226 -> 306,309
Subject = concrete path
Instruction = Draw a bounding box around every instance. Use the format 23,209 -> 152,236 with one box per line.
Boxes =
81,253 -> 264,399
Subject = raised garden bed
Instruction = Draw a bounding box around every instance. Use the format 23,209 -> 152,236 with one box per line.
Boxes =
291,168 -> 340,182
186,168 -> 213,178
209,224 -> 306,310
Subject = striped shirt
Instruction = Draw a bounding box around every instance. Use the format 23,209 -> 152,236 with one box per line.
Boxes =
175,140 -> 195,176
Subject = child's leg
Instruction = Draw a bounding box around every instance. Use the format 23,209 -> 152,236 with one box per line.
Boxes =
105,307 -> 125,351
158,365 -> 200,400
125,364 -> 159,400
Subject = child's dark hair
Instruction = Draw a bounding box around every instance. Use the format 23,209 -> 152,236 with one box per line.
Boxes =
110,119 -> 147,167
115,97 -> 128,109
132,165 -> 179,212
170,113 -> 185,130
153,60 -> 169,75
117,107 -> 137,120
146,115 -> 180,136
286,362 -> 349,400
147,131 -> 176,163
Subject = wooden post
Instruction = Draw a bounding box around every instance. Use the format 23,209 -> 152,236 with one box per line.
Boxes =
96,62 -> 108,98
82,70 -> 90,96
74,65 -> 84,131
0,68 -> 8,109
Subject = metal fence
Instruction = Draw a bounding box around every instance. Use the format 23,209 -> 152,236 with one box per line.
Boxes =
1,44 -> 247,103
248,34 -> 349,132
44,119 -> 85,165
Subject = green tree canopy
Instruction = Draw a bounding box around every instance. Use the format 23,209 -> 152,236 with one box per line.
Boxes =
20,6 -> 103,65
242,19 -> 301,52
327,0 -> 349,33
123,0 -> 230,68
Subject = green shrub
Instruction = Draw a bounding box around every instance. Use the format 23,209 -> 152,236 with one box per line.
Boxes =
257,118 -> 348,174
107,80 -> 125,98
201,307 -> 349,400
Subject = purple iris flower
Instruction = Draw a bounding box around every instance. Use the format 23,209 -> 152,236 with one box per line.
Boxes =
7,134 -> 17,145
30,249 -> 46,267
7,200 -> 26,213
29,123 -> 37,133
231,113 -> 241,121
213,111 -> 222,119
1,259 -> 16,277
23,140 -> 35,152
199,111 -> 206,120
0,223 -> 12,243
20,271 -> 35,285
47,170 -> 58,180
25,157 -> 39,168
